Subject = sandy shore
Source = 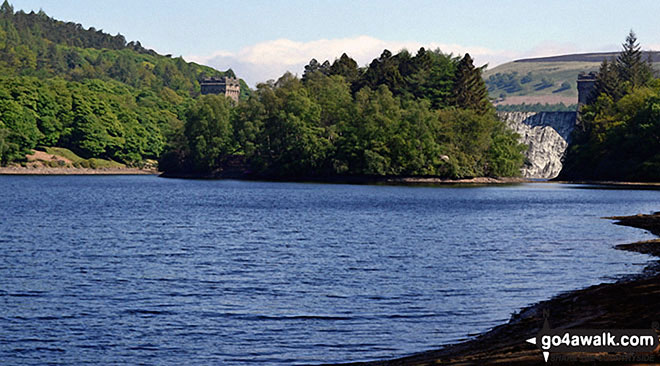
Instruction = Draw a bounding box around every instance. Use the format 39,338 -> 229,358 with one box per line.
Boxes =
0,166 -> 158,175
329,213 -> 660,365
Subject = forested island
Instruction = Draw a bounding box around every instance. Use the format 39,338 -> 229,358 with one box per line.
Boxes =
160,51 -> 527,180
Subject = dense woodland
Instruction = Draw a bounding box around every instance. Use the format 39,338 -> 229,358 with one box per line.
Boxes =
161,50 -> 527,179
559,31 -> 660,181
0,2 -> 526,178
0,1 -> 247,165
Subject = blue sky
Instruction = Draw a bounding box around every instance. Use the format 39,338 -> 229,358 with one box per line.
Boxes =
9,0 -> 660,85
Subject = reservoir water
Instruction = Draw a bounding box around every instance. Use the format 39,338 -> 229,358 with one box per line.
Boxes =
0,175 -> 658,365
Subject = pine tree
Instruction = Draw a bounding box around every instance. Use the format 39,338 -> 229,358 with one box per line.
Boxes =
362,49 -> 405,93
329,53 -> 359,84
452,53 -> 491,114
616,30 -> 653,88
0,0 -> 13,16
593,58 -> 624,102
302,58 -> 330,83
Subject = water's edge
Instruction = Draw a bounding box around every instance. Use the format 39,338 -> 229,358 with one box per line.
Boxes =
332,214 -> 660,365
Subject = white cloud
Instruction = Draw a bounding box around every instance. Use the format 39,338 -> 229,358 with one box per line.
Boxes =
187,36 -> 516,87
646,43 -> 660,51
186,36 -> 619,87
517,41 -> 582,59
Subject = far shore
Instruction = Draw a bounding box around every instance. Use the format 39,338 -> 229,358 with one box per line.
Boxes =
160,171 -> 660,189
0,166 -> 158,175
328,213 -> 660,365
5,167 -> 660,190
159,170 -> 531,185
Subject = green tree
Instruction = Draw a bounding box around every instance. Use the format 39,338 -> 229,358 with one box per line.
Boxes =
304,72 -> 353,128
328,53 -> 360,85
253,73 -> 330,176
361,50 -> 405,95
486,125 -> 526,177
0,0 -> 13,16
184,94 -> 234,172
593,58 -> 624,102
410,49 -> 457,108
0,98 -> 41,155
336,85 -> 402,175
616,30 -> 653,88
302,58 -> 330,83
452,53 -> 491,114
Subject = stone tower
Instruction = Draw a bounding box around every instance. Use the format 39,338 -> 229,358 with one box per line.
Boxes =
200,76 -> 240,103
577,72 -> 597,106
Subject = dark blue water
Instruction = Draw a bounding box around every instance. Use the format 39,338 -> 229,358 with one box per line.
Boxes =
0,176 -> 658,365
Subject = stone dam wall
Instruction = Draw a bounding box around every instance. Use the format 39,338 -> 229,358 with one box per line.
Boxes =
497,111 -> 577,179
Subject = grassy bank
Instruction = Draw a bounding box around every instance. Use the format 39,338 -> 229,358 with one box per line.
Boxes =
0,147 -> 158,175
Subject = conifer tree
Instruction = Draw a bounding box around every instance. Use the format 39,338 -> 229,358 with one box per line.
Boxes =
593,58 -> 624,102
452,53 -> 491,114
302,58 -> 331,83
329,53 -> 359,84
616,30 -> 653,88
0,0 -> 13,16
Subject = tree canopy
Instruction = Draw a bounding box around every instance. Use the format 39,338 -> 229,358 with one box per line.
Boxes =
162,48 -> 526,179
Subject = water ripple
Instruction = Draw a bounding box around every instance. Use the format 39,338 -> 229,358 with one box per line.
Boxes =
0,176 -> 657,365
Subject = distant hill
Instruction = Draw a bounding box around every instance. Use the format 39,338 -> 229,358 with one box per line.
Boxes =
484,51 -> 660,108
514,51 -> 660,63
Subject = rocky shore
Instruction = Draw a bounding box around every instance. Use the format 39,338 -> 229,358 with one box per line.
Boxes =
331,213 -> 660,365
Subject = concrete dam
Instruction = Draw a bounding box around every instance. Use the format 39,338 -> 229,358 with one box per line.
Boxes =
498,111 -> 577,179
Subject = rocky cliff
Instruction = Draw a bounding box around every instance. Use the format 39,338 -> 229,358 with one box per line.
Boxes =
498,112 -> 577,179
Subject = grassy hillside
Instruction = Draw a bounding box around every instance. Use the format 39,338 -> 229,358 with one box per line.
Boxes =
484,51 -> 660,107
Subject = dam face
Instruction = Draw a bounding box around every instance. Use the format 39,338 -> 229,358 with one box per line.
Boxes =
498,111 -> 577,179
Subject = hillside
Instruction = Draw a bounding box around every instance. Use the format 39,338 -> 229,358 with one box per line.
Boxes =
0,2 -> 247,166
484,51 -> 660,108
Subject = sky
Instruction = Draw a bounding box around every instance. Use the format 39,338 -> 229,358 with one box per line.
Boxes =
9,0 -> 660,86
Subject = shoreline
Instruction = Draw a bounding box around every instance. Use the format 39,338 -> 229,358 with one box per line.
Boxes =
329,213 -> 660,365
161,171 -> 660,188
160,171 -> 530,185
4,166 -> 660,189
0,166 -> 159,175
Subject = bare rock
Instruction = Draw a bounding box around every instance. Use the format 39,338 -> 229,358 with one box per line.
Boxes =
498,112 -> 577,179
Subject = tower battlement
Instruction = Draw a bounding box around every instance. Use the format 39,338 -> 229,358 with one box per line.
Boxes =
577,72 -> 597,106
200,76 -> 240,102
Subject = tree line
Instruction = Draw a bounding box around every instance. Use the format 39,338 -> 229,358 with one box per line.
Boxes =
559,31 -> 660,181
0,76 -> 188,164
161,48 -> 526,179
